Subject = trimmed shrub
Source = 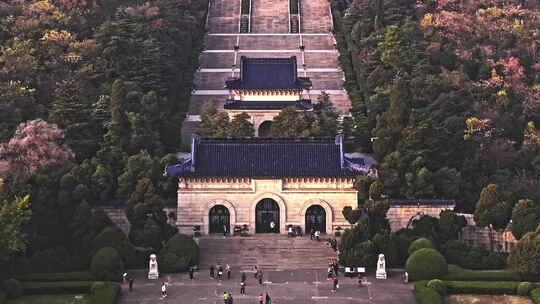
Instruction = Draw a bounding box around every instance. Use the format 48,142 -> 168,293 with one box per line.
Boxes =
442,269 -> 521,281
90,247 -> 124,281
90,282 -> 121,304
385,233 -> 412,267
517,282 -> 533,296
15,271 -> 95,282
92,226 -> 138,268
442,240 -> 469,266
30,247 -> 72,273
444,281 -> 519,295
2,279 -> 22,299
21,281 -> 94,294
530,287 -> 540,304
427,279 -> 446,295
408,238 -> 434,255
414,281 -> 443,304
406,248 -> 448,281
158,234 -> 199,273
508,229 -> 540,281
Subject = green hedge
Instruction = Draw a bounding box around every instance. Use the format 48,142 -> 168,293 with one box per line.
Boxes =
21,281 -> 94,295
408,238 -> 434,255
406,248 -> 448,281
444,281 -> 520,295
158,234 -> 199,273
531,287 -> 540,304
90,247 -> 124,281
2,279 -> 22,299
0,290 -> 5,304
15,272 -> 95,282
442,269 -> 522,281
241,0 -> 250,14
414,281 -> 442,304
90,282 -> 121,304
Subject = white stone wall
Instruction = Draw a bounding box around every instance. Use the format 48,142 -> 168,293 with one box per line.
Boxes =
177,177 -> 356,235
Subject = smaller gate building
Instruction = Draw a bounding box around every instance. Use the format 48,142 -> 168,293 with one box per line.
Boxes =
166,135 -> 374,235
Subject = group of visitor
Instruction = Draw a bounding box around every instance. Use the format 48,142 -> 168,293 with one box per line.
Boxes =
310,228 -> 321,241
327,238 -> 338,251
287,225 -> 302,237
121,272 -> 135,292
210,263 -> 232,280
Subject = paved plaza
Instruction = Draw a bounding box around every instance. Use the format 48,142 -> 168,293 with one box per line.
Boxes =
119,269 -> 416,304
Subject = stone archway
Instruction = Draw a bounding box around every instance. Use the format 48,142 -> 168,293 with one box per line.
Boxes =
203,200 -> 237,235
255,198 -> 280,233
209,205 -> 230,234
300,199 -> 333,234
258,121 -> 272,137
305,205 -> 326,234
251,193 -> 287,234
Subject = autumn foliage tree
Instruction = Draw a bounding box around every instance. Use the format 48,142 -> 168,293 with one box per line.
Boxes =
0,119 -> 74,186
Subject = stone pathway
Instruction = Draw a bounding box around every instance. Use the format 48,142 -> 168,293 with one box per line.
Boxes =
119,269 -> 416,304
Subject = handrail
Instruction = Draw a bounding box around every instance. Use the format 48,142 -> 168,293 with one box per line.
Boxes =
205,0 -> 212,30
248,0 -> 252,33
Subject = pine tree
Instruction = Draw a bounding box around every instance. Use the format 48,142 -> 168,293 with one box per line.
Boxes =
227,113 -> 254,137
474,184 -> 511,250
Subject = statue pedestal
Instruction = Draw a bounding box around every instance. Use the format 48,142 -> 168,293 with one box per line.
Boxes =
376,253 -> 387,280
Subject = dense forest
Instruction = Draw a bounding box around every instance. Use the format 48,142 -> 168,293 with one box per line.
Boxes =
331,0 -> 540,214
0,0 -> 207,276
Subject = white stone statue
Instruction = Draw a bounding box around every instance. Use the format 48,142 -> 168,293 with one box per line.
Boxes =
375,253 -> 387,279
148,254 -> 159,280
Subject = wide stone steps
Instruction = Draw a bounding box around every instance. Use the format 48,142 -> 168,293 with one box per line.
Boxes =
198,235 -> 336,270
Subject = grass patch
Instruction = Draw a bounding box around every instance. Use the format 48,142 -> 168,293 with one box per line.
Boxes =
444,281 -> 520,295
6,294 -> 89,304
445,295 -> 533,304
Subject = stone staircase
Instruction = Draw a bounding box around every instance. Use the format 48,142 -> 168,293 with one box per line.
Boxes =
198,235 -> 337,270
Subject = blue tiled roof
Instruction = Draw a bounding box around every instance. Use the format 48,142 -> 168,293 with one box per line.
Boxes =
166,136 -> 371,178
223,99 -> 312,110
225,57 -> 312,90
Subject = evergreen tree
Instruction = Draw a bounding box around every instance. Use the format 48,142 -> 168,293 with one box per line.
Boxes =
227,113 -> 254,137
511,199 -> 540,240
197,102 -> 231,137
474,184 -> 511,250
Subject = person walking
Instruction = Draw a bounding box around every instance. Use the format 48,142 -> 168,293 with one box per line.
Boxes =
253,266 -> 258,278
241,271 -> 246,283
270,221 -> 275,233
258,293 -> 264,304
257,270 -> 263,285
265,293 -> 271,304
333,259 -> 339,277
218,265 -> 223,280
310,228 -> 315,240
210,264 -> 215,279
240,281 -> 246,295
226,264 -> 231,279
327,266 -> 333,279
228,292 -> 233,304
189,266 -> 194,280
161,282 -> 167,298
315,230 -> 320,241
332,277 -> 338,293
223,292 -> 229,304
223,224 -> 227,237
128,278 -> 134,292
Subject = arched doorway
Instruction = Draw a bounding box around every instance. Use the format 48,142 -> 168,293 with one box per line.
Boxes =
305,205 -> 326,234
255,198 -> 280,233
258,121 -> 272,137
209,205 -> 230,234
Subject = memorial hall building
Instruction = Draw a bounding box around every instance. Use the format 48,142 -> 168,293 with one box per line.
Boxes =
166,135 -> 374,235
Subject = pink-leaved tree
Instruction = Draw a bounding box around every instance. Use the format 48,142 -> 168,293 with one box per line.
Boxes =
0,119 -> 74,185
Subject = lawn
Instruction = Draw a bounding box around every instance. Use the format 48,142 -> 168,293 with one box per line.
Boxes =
445,295 -> 533,304
6,294 -> 90,304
